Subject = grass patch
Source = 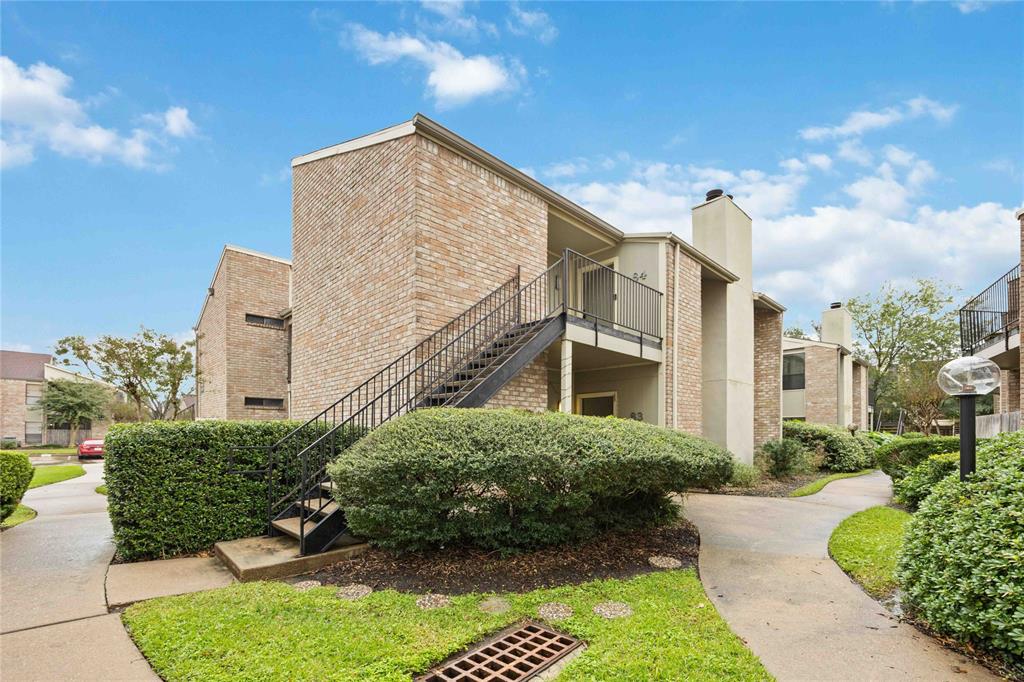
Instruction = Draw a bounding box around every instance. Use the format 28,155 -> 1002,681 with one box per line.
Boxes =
18,446 -> 78,454
29,464 -> 85,489
95,484 -> 107,495
828,506 -> 911,598
123,570 -> 769,681
1,504 -> 37,529
789,469 -> 875,497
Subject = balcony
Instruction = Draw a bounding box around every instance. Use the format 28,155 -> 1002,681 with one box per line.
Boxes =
959,263 -> 1020,357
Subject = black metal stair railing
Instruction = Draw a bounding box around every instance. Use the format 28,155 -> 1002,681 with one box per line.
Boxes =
959,263 -> 1020,355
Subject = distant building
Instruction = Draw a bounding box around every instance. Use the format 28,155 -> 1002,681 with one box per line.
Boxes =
0,350 -> 119,446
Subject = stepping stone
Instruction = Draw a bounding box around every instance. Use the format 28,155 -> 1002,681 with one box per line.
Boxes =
537,602 -> 573,621
416,593 -> 451,610
479,597 -> 511,614
293,580 -> 321,592
593,601 -> 632,619
648,555 -> 682,569
336,584 -> 372,601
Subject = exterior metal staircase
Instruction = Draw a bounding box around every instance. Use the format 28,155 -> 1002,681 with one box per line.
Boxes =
236,249 -> 663,556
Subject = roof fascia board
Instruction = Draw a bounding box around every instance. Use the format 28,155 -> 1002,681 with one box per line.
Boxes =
753,291 -> 787,313
291,120 -> 417,168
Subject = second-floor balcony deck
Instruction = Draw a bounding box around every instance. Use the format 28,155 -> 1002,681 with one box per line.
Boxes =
959,263 -> 1020,359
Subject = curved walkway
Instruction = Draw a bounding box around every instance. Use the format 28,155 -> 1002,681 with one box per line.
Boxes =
0,463 -> 157,681
685,471 -> 995,682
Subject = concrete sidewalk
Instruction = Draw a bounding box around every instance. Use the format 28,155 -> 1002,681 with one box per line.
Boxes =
685,471 -> 996,682
0,463 -> 157,681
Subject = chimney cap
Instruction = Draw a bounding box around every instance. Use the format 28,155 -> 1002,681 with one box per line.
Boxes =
705,188 -> 725,201
829,301 -> 842,309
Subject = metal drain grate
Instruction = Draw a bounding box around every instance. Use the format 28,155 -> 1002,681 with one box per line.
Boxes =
416,621 -> 583,681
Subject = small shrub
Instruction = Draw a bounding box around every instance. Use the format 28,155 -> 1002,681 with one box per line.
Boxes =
757,438 -> 808,479
893,453 -> 958,511
0,451 -> 33,521
897,431 -> 1024,671
106,420 -> 338,561
862,430 -> 896,446
328,408 -> 734,553
782,421 -> 872,472
901,431 -> 926,439
729,461 -> 760,488
1,438 -> 18,449
875,435 -> 961,481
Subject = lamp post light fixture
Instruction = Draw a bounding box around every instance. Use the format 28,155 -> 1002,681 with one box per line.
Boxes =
937,356 -> 1001,480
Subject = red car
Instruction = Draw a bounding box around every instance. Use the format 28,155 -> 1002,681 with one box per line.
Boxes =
78,439 -> 105,459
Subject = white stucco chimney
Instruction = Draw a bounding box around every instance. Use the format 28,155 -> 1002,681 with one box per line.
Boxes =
692,190 -> 755,464
821,302 -> 853,348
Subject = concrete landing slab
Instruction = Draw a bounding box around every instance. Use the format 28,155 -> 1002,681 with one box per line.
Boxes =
1,614 -> 157,681
106,556 -> 236,607
215,535 -> 368,581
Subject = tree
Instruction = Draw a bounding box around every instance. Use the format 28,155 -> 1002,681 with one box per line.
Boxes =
846,279 -> 960,398
784,326 -> 810,340
892,360 -> 951,436
53,328 -> 196,421
39,380 -> 111,446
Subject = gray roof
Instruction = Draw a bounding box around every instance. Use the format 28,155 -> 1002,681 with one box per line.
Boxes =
0,350 -> 52,381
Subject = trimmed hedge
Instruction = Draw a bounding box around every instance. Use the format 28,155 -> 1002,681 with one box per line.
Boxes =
328,408 -> 734,553
897,431 -> 1024,672
875,435 -> 960,482
782,421 -> 873,472
0,451 -> 33,521
757,438 -> 809,479
893,452 -> 957,511
106,420 -> 323,561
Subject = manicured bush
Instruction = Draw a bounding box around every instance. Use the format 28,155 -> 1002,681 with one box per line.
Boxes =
893,452 -> 958,511
782,421 -> 872,472
874,435 -> 961,482
897,431 -> 1024,671
757,438 -> 808,479
0,451 -> 33,521
328,408 -> 734,553
106,420 -> 337,561
901,431 -> 926,439
729,461 -> 760,488
862,430 -> 897,446
1,438 -> 19,449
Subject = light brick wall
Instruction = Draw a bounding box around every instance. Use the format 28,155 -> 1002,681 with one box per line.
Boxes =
196,249 -> 291,420
804,345 -> 839,425
291,133 -> 548,420
852,363 -> 870,430
663,245 -> 703,434
1,379 -> 29,442
1001,369 -> 1020,412
753,308 -> 782,447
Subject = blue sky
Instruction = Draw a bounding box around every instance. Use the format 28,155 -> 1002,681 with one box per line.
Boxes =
2,0 -> 1022,354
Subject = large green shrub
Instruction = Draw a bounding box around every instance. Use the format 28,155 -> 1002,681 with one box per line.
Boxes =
328,408 -> 734,553
782,421 -> 872,472
875,435 -> 960,481
893,452 -> 958,511
757,438 -> 808,479
0,451 -> 33,521
106,420 -> 330,561
897,432 -> 1024,671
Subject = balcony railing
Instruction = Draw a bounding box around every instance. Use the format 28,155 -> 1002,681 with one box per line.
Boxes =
959,263 -> 1020,355
562,249 -> 663,343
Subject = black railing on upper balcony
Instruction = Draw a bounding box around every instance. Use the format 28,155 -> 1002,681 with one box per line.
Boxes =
563,249 -> 663,342
959,263 -> 1020,355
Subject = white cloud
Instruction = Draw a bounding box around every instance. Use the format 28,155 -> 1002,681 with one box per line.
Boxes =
418,1 -> 498,39
805,153 -> 832,171
345,24 -> 523,107
837,139 -> 873,166
0,57 -> 194,169
954,1 -> 990,13
507,2 -> 558,44
162,106 -> 197,138
800,96 -> 957,140
780,157 -> 806,173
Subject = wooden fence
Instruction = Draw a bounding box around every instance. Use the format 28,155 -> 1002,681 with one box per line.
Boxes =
43,429 -> 93,446
976,411 -> 1021,438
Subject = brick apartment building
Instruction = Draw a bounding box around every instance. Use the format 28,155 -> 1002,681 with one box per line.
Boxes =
195,115 -> 787,464
781,303 -> 871,430
0,350 -> 118,446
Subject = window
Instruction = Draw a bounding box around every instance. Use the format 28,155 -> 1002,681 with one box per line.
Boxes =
245,313 -> 285,329
25,421 -> 43,445
783,353 -> 805,390
25,383 -> 42,405
244,397 -> 285,409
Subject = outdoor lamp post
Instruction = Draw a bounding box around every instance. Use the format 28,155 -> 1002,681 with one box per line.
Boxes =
937,356 -> 1001,480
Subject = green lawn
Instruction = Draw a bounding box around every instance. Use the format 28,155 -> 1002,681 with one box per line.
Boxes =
828,506 -> 911,598
29,464 -> 86,489
95,484 -> 108,495
1,504 -> 37,529
18,446 -> 78,454
789,469 -> 875,497
124,570 -> 770,681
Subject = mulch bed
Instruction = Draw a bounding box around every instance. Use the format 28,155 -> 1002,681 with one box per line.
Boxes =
693,472 -> 821,498
303,520 -> 699,595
